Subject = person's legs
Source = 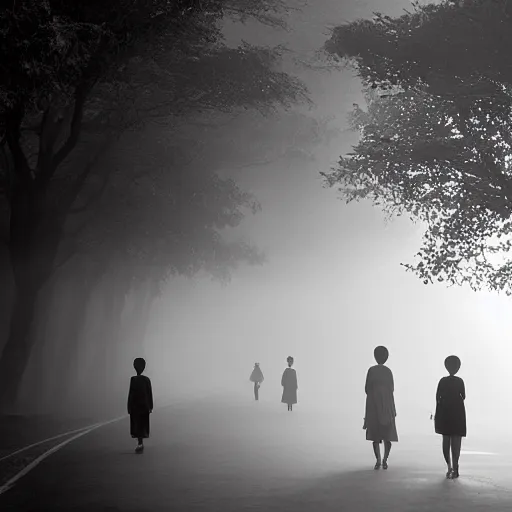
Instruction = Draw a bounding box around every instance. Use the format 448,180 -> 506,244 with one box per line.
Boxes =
135,436 -> 144,453
451,435 -> 462,477
442,435 -> 452,474
383,441 -> 392,468
254,382 -> 259,400
373,441 -> 382,468
290,403 -> 293,411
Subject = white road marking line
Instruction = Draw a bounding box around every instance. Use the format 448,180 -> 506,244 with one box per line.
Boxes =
0,402 -> 181,497
0,401 -> 181,464
0,423 -> 102,463
0,414 -> 126,496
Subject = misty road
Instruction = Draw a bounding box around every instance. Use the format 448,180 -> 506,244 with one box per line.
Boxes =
2,398 -> 512,512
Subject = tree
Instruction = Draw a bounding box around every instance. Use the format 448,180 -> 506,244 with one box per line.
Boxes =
76,159 -> 265,413
321,0 -> 512,295
77,128 -> 265,285
211,110 -> 340,168
0,0 -> 311,410
47,107 -> 339,410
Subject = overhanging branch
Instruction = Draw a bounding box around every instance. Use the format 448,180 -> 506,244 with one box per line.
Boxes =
69,170 -> 111,215
5,105 -> 34,187
36,108 -> 66,186
61,133 -> 116,215
51,241 -> 80,274
52,85 -> 88,171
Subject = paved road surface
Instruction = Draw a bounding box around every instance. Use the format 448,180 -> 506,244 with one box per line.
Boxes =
1,398 -> 512,511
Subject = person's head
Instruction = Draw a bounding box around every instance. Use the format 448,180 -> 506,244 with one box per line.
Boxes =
133,358 -> 146,375
286,356 -> 294,367
374,346 -> 389,365
444,355 -> 461,376
254,362 -> 260,367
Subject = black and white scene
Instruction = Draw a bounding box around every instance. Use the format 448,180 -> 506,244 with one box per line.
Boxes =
1,0 -> 512,510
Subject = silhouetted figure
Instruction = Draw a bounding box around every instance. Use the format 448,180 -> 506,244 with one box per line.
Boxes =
363,346 -> 398,470
127,357 -> 153,454
249,363 -> 264,400
281,356 -> 298,411
435,355 -> 466,479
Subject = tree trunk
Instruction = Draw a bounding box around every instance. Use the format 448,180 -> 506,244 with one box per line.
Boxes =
1,98 -> 101,413
0,181 -> 63,412
88,272 -> 128,417
0,287 -> 39,411
109,278 -> 155,404
51,275 -> 94,413
22,279 -> 57,414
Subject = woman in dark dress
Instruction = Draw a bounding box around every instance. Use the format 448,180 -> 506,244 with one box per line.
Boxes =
435,355 -> 466,479
281,356 -> 298,411
363,346 -> 398,470
128,358 -> 153,453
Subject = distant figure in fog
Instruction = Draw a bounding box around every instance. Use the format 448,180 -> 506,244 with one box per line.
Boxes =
363,346 -> 398,470
127,358 -> 153,454
435,355 -> 466,479
281,356 -> 298,411
249,363 -> 264,400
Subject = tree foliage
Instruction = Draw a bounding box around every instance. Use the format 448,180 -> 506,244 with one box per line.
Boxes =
322,0 -> 512,294
74,131 -> 265,290
0,0 -> 312,410
0,0 -> 310,288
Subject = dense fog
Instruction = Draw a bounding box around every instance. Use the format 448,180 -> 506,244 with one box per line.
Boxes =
1,0 -> 510,453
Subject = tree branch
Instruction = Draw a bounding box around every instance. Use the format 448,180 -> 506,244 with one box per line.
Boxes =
61,214 -> 93,241
51,85 -> 88,173
51,243 -> 79,275
61,133 -> 115,215
36,108 -> 66,187
5,105 -> 34,188
68,171 -> 111,215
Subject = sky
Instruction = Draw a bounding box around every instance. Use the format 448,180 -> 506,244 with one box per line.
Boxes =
135,0 -> 512,442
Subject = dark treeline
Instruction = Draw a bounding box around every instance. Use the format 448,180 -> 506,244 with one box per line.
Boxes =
0,0 -> 316,414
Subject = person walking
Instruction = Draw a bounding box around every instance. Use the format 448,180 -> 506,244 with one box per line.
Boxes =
281,356 -> 298,411
363,346 -> 398,470
127,357 -> 153,453
435,355 -> 466,479
250,362 -> 264,400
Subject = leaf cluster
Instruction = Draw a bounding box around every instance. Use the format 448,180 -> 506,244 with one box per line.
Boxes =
73,133 -> 263,287
323,0 -> 512,294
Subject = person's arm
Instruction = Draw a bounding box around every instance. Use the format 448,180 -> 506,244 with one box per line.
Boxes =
460,379 -> 466,401
147,377 -> 154,412
436,379 -> 443,403
127,377 -> 134,414
364,369 -> 371,395
281,370 -> 286,387
294,371 -> 298,390
390,369 -> 394,393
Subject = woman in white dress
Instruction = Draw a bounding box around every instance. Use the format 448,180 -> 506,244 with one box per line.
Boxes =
363,346 -> 398,469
